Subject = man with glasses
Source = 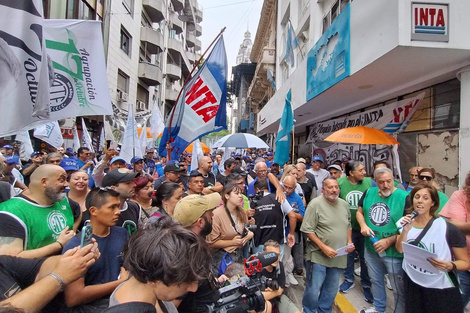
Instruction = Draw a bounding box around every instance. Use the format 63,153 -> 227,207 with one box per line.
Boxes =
247,161 -> 285,203
404,166 -> 421,192
418,167 -> 448,213
77,147 -> 95,188
338,161 -> 374,303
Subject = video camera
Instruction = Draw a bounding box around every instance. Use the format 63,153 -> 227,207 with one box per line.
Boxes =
248,191 -> 264,209
242,224 -> 257,237
207,251 -> 279,313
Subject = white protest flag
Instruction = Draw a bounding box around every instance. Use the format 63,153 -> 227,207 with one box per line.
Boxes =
81,119 -> 94,153
149,99 -> 165,139
99,126 -> 105,152
16,130 -> 34,161
72,127 -> 80,153
33,121 -> 64,149
43,20 -> 112,121
190,139 -> 204,172
137,119 -> 148,158
0,1 -> 50,136
120,103 -> 139,164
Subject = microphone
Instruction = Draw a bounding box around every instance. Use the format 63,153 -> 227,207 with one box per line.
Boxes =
398,210 -> 419,230
244,252 -> 279,275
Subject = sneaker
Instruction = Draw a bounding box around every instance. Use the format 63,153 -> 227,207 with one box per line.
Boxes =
286,273 -> 298,286
385,274 -> 393,290
363,287 -> 374,303
354,266 -> 361,276
360,307 -> 382,313
339,280 -> 355,293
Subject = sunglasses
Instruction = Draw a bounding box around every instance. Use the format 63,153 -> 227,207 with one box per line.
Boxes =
419,175 -> 433,181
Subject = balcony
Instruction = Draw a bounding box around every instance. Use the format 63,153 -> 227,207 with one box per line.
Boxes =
186,31 -> 196,48
186,50 -> 196,63
195,38 -> 201,51
138,62 -> 162,86
195,8 -> 203,23
261,48 -> 275,64
170,12 -> 183,34
166,63 -> 181,80
165,88 -> 179,102
140,27 -> 163,54
142,0 -> 165,23
195,23 -> 202,37
171,0 -> 184,12
167,37 -> 182,58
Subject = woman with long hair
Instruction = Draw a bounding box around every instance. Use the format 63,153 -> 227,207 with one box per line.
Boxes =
153,182 -> 184,217
396,183 -> 469,313
130,175 -> 158,224
207,182 -> 254,276
440,170 -> 470,307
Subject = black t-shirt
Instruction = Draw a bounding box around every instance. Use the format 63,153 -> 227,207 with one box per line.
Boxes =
0,255 -> 45,300
102,302 -> 157,313
197,171 -> 216,187
177,279 -> 215,313
260,262 -> 286,290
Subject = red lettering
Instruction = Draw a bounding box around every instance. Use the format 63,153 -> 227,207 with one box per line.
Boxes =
415,8 -> 418,25
429,8 -> 436,26
393,108 -> 403,123
185,78 -> 209,105
196,105 -> 219,123
436,9 -> 445,27
419,8 -> 428,26
190,90 -> 217,111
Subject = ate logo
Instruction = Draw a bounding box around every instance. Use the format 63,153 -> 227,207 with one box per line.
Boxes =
185,77 -> 219,123
368,202 -> 391,227
346,191 -> 363,210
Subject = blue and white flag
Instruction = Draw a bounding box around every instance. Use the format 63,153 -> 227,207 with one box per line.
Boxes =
149,99 -> 165,139
159,36 -> 227,160
267,68 -> 276,89
81,119 -> 94,153
285,21 -> 299,68
34,121 -> 64,149
120,103 -> 140,163
274,90 -> 294,166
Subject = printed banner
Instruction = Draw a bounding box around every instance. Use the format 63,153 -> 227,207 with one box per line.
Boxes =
33,121 -> 64,149
306,93 -> 425,143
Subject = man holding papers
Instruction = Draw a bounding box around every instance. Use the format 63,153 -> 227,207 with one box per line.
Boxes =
396,183 -> 468,313
300,177 -> 354,313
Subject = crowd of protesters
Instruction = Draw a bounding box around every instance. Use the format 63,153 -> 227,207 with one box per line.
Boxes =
0,143 -> 468,313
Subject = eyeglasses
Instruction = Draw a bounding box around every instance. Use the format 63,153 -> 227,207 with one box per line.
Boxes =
419,175 -> 433,181
283,185 -> 295,191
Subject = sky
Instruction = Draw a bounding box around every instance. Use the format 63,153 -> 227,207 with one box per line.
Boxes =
198,0 -> 264,75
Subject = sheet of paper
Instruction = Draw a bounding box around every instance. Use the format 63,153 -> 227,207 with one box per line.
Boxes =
402,242 -> 439,274
335,244 -> 354,257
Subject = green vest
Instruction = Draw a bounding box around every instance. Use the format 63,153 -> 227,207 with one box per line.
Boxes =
0,197 -> 74,250
362,187 -> 408,258
436,191 -> 449,214
338,176 -> 372,231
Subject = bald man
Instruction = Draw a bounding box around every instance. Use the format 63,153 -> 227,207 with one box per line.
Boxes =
0,165 -> 76,258
195,156 -> 223,194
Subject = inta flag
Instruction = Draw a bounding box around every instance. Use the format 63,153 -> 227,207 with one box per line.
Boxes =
158,36 -> 227,160
274,90 -> 294,166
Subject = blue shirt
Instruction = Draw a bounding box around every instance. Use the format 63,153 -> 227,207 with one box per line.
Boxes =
77,159 -> 96,188
248,177 -> 273,196
285,191 -> 305,234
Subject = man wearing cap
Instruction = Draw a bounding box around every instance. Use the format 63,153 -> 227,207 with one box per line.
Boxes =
2,145 -> 14,157
143,150 -> 156,176
215,158 -> 236,186
92,148 -> 126,187
307,156 -> 330,190
195,156 -> 223,194
21,151 -> 44,186
97,168 -> 140,226
0,165 -> 76,258
154,162 -> 186,190
130,157 -> 148,177
327,164 -> 343,180
5,155 -> 27,192
77,147 -> 95,188
174,193 -> 221,313
265,152 -> 274,168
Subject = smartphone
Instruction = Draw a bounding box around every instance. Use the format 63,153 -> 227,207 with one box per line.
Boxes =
122,220 -> 137,236
80,224 -> 93,247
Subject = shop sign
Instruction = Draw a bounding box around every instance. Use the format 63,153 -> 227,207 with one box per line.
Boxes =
411,3 -> 449,42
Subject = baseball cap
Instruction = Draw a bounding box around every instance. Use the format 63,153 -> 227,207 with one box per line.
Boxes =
31,151 -> 41,158
5,155 -> 19,165
173,193 -> 221,227
110,157 -> 126,165
164,163 -> 185,174
66,147 -> 73,154
3,145 -> 13,150
267,152 -> 273,156
59,159 -> 79,171
130,157 -> 143,164
102,169 -> 138,187
297,158 -> 306,164
232,166 -> 247,176
312,156 -> 323,163
327,164 -> 342,172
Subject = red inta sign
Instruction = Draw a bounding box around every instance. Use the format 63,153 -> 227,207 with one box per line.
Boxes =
411,3 -> 449,42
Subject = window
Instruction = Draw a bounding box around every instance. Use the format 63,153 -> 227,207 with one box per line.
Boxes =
117,70 -> 129,94
120,27 -> 131,56
322,0 -> 351,34
136,84 -> 149,111
122,0 -> 134,15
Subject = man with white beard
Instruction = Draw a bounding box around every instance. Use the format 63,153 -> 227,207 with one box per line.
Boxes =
0,164 -> 76,258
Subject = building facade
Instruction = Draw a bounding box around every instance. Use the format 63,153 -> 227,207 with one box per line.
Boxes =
248,0 -> 470,193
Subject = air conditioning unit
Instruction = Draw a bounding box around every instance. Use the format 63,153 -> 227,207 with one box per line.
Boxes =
137,100 -> 146,110
117,90 -> 128,102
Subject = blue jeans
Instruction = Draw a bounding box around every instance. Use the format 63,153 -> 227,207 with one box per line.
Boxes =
302,260 -> 341,313
364,249 -> 405,313
343,229 -> 371,288
458,270 -> 470,306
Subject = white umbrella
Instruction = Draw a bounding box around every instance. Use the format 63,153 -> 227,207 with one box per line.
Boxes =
213,133 -> 269,149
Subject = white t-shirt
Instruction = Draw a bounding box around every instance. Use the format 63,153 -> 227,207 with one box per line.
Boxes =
306,168 -> 330,189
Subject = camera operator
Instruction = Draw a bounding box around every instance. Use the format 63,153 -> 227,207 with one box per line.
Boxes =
259,240 -> 301,313
207,183 -> 255,276
252,179 -> 296,259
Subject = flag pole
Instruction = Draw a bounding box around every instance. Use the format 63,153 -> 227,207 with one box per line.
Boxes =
166,27 -> 226,160
292,119 -> 295,164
